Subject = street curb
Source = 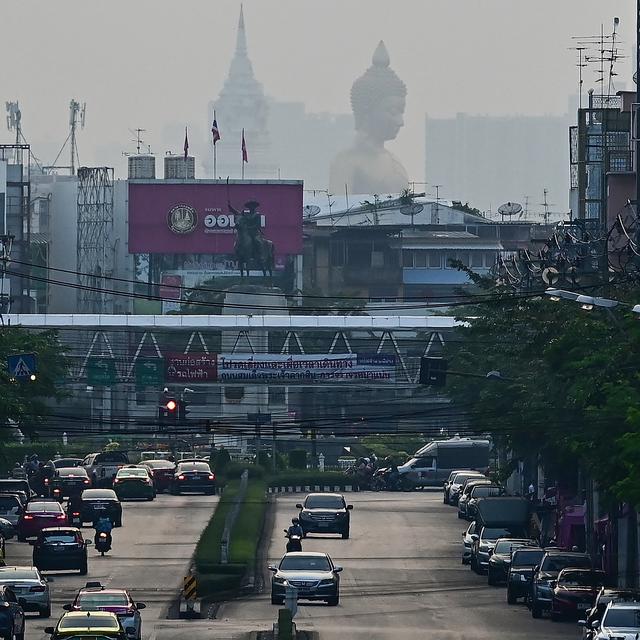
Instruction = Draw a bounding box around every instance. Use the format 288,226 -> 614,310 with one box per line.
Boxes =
267,485 -> 357,494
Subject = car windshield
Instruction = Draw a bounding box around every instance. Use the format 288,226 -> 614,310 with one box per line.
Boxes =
304,495 -> 344,509
58,616 -> 119,630
602,607 -> 640,628
117,469 -> 147,477
279,555 -> 332,571
58,468 -> 88,477
511,549 -> 545,567
78,594 -> 129,607
454,474 -> 483,485
0,569 -> 38,580
43,533 -> 78,544
559,571 -> 605,587
82,490 -> 116,500
494,540 -> 529,555
482,528 -> 525,541
26,502 -> 63,513
541,555 -> 591,572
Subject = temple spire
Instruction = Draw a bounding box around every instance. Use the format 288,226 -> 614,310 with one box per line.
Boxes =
236,4 -> 247,56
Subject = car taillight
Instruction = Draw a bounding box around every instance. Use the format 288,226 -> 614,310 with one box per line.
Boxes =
99,532 -> 107,539
29,586 -> 46,592
178,475 -> 186,480
56,514 -> 66,520
24,515 -> 34,520
208,474 -> 215,481
113,479 -> 120,484
72,512 -> 80,516
44,479 -> 49,486
83,479 -> 90,484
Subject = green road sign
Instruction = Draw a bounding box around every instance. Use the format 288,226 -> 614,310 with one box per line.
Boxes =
135,358 -> 165,387
87,357 -> 117,386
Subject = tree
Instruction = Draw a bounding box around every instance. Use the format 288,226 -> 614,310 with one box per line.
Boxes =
0,328 -> 70,435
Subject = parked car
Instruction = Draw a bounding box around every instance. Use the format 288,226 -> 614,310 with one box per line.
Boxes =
64,584 -> 146,640
47,468 -> 91,499
44,611 -> 128,640
17,500 -> 67,541
588,601 -> 640,638
447,471 -> 486,506
507,547 -> 546,604
0,566 -> 50,617
113,468 -> 155,501
461,521 -> 481,565
0,496 -> 23,527
470,525 -> 530,574
0,585 -> 25,640
140,460 -> 175,493
466,484 -> 507,521
444,469 -> 474,504
296,493 -> 353,539
530,551 -> 592,618
32,527 -> 89,575
487,538 -> 538,586
269,552 -> 342,606
580,588 -> 640,640
550,568 -> 607,621
169,462 -> 216,495
79,489 -> 122,527
82,452 -> 129,488
457,479 -> 492,519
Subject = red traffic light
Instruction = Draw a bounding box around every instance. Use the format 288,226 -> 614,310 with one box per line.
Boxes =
165,399 -> 177,412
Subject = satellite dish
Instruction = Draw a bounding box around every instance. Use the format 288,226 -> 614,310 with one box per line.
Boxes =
498,202 -> 523,217
303,205 -> 321,217
542,267 -> 560,285
399,203 -> 424,216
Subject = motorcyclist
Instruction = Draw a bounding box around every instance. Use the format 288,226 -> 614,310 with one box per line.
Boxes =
10,462 -> 26,480
68,493 -> 83,521
94,514 -> 113,545
287,518 -> 303,538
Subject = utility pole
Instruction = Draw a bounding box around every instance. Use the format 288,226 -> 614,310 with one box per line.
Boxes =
636,3 -> 640,247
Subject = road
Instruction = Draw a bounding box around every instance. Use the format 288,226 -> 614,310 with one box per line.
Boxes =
5,493 -> 218,640
216,491 -> 582,639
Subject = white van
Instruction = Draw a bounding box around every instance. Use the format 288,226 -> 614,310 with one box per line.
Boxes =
398,436 -> 490,487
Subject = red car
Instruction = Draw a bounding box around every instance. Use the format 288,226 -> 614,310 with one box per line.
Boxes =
141,460 -> 176,493
17,500 -> 67,541
550,568 -> 607,621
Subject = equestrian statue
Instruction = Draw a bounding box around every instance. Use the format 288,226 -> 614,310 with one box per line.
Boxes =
228,200 -> 275,278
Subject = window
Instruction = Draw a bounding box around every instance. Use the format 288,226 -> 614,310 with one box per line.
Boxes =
428,252 -> 441,268
330,241 -> 345,267
484,252 -> 497,267
269,386 -> 286,406
471,252 -> 483,268
402,250 -> 413,268
347,242 -> 371,267
445,253 -> 458,269
414,251 -> 427,268
224,386 -> 244,401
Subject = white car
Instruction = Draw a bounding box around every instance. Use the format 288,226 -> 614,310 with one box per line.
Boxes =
0,566 -> 51,617
594,601 -> 640,639
461,521 -> 480,564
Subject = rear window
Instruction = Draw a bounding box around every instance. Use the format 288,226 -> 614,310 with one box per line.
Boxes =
482,527 -> 526,541
0,481 -> 29,492
58,615 -> 119,630
144,460 -> 175,469
77,593 -> 129,608
116,468 -> 148,478
58,468 -> 88,478
511,549 -> 545,567
82,490 -> 117,500
0,569 -> 39,580
177,463 -> 210,472
42,533 -> 78,544
26,502 -> 63,513
472,485 -> 502,498
454,473 -> 483,484
94,453 -> 128,464
0,497 -> 20,510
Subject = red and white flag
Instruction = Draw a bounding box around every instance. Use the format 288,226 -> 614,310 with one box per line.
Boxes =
211,112 -> 221,144
241,128 -> 248,163
183,126 -> 189,159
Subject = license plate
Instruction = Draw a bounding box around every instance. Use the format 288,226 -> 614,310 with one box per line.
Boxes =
93,505 -> 106,510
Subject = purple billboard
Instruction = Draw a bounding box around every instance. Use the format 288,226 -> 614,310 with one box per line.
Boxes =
128,182 -> 303,255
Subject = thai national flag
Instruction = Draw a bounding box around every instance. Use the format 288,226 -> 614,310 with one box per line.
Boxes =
211,112 -> 221,144
183,127 -> 189,159
242,129 -> 248,163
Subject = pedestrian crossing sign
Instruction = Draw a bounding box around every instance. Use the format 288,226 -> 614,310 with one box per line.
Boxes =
7,353 -> 37,379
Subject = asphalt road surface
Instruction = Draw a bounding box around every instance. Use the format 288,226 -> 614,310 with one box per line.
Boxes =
216,491 -> 582,639
5,493 -> 218,640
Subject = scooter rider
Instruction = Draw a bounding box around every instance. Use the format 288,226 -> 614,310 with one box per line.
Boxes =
287,518 -> 303,538
285,518 -> 303,552
94,514 -> 113,545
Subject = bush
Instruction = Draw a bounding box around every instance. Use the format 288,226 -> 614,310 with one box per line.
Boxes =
288,449 -> 307,469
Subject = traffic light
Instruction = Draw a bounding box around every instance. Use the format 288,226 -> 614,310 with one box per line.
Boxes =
178,399 -> 189,424
419,356 -> 447,387
158,391 -> 178,424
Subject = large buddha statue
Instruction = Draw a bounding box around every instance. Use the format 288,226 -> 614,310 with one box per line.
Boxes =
329,41 -> 409,195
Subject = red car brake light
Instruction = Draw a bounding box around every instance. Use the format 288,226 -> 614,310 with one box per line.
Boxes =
178,475 -> 186,480
83,479 -> 90,484
208,474 -> 215,481
23,514 -> 34,520
56,514 -> 66,520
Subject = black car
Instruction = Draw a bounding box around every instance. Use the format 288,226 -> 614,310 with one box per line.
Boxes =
507,547 -> 546,604
52,459 -> 83,470
0,481 -> 33,506
530,551 -> 591,618
0,585 -> 25,640
269,552 -> 342,606
48,468 -> 91,499
79,489 -> 122,527
487,538 -> 538,586
32,527 -> 89,575
170,462 -> 216,495
296,493 -> 353,539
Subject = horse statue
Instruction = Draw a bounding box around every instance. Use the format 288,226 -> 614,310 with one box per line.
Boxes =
230,200 -> 275,278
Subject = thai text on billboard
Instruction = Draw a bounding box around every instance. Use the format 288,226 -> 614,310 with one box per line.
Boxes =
165,352 -> 217,382
217,353 -> 396,383
128,182 -> 303,255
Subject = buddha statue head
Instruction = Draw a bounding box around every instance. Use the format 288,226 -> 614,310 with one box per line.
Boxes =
350,41 -> 407,144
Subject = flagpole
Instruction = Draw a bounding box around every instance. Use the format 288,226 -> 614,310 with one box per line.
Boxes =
213,145 -> 217,180
241,128 -> 245,180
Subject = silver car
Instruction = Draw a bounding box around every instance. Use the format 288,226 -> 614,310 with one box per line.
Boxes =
0,566 -> 50,617
462,521 -> 480,564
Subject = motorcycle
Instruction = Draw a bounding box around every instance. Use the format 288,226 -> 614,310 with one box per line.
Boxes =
69,511 -> 82,527
94,531 -> 112,556
284,529 -> 302,553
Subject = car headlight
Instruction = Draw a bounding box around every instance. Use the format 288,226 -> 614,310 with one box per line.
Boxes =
519,574 -> 527,582
273,576 -> 286,584
319,579 -> 335,586
301,511 -> 312,517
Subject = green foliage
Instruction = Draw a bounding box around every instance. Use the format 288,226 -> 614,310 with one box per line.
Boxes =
444,277 -> 640,505
0,328 -> 70,433
288,449 -> 307,469
361,435 -> 423,463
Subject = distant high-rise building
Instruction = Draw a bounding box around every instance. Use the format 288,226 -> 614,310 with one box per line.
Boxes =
211,6 -> 276,180
425,113 -> 570,214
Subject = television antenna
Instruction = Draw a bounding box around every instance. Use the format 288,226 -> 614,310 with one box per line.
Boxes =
303,204 -> 321,217
47,99 -> 86,175
5,102 -> 21,144
399,203 -> 424,226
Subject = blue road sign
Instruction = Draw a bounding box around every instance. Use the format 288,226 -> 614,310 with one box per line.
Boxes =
7,353 -> 37,379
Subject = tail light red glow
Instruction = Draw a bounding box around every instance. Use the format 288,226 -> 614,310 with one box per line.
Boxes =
208,474 -> 215,480
56,515 -> 66,520
178,475 -> 186,480
83,479 -> 90,484
23,515 -> 34,520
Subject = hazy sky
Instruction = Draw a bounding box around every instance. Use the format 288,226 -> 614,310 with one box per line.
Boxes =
1,0 -> 635,184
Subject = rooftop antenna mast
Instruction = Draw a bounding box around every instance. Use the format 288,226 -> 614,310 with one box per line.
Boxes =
69,100 -> 86,175
5,102 -> 21,145
568,46 -> 588,109
540,189 -> 556,224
